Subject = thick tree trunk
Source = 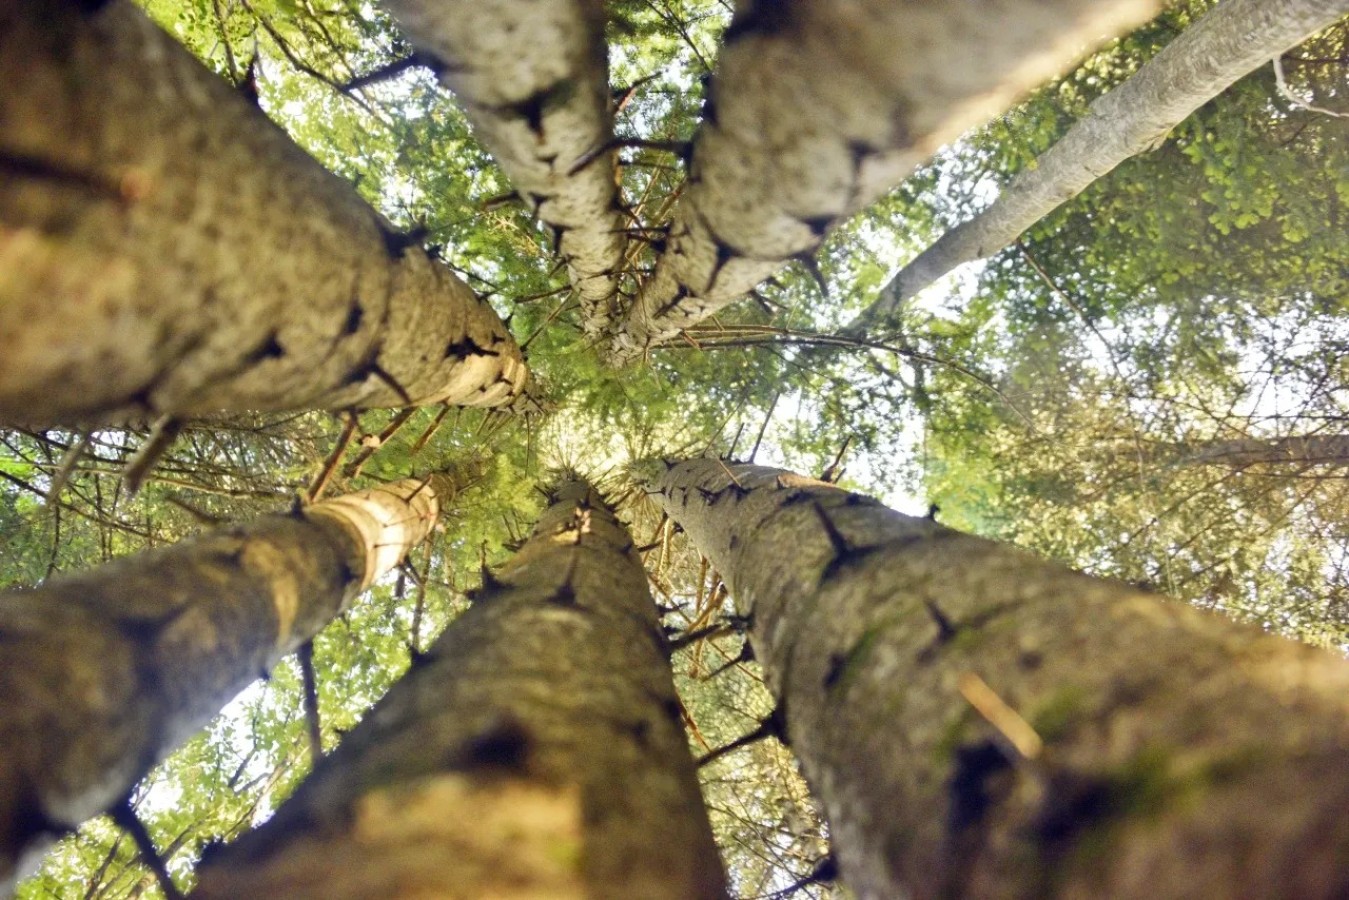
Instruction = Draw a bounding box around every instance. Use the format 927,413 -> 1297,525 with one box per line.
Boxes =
646,459 -> 1349,899
382,0 -> 627,336
0,474 -> 467,890
844,0 -> 1349,338
608,0 -> 1163,363
0,0 -> 528,427
190,480 -> 726,899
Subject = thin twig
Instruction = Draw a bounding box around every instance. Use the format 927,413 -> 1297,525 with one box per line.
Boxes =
749,393 -> 781,463
306,413 -> 359,501
109,801 -> 183,900
1273,55 -> 1349,119
297,641 -> 324,766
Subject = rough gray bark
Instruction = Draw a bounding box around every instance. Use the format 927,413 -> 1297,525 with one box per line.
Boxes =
844,0 -> 1349,338
382,0 -> 627,336
0,0 -> 528,427
191,480 -> 726,899
608,0 -> 1163,363
0,474 -> 466,890
646,459 -> 1349,899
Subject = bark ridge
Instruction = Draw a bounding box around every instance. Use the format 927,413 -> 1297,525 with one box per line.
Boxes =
0,475 -> 459,890
609,0 -> 1163,363
649,458 -> 1349,899
191,479 -> 727,899
0,0 -> 528,426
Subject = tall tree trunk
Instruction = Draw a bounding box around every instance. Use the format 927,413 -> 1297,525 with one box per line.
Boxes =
608,0 -> 1163,363
382,0 -> 627,336
0,473 -> 470,889
645,459 -> 1349,899
0,0 -> 528,427
190,480 -> 726,899
844,0 -> 1349,338
1170,433 -> 1349,468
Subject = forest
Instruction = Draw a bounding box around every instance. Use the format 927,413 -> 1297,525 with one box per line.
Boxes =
2,0 -> 1349,896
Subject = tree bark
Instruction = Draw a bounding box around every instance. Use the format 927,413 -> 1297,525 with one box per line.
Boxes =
0,0 -> 528,427
843,0 -> 1349,338
645,458 -> 1349,899
0,473 -> 468,890
608,0 -> 1163,363
1170,433 -> 1349,468
190,480 -> 726,899
382,0 -> 627,336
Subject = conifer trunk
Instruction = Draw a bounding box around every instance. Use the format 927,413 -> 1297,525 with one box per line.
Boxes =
844,0 -> 1349,338
608,0 -> 1163,363
0,474 -> 467,889
647,459 -> 1349,899
0,0 -> 528,427
1171,434 -> 1349,468
190,480 -> 726,899
382,0 -> 627,336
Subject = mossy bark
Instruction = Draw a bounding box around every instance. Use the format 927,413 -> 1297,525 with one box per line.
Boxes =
0,475 -> 463,889
609,0 -> 1162,363
191,480 -> 727,899
384,0 -> 627,336
647,459 -> 1349,899
844,0 -> 1349,339
0,0 -> 527,427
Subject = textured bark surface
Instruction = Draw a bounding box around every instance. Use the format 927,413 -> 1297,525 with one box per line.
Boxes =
0,0 -> 528,426
845,0 -> 1349,337
0,475 -> 459,890
1169,434 -> 1349,468
608,0 -> 1162,363
647,459 -> 1349,899
192,481 -> 727,899
383,0 -> 627,336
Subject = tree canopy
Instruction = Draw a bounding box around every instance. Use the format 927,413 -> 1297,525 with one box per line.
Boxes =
3,0 -> 1347,895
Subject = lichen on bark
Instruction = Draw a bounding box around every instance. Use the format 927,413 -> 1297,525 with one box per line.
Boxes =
0,475 -> 461,890
0,0 -> 528,427
609,0 -> 1163,363
190,479 -> 727,899
648,458 -> 1349,899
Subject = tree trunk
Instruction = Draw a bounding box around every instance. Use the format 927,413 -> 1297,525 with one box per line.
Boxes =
0,473 -> 469,890
608,0 -> 1163,363
190,480 -> 726,899
382,0 -> 627,336
645,458 -> 1349,899
844,0 -> 1349,338
0,0 -> 528,427
1171,434 -> 1349,468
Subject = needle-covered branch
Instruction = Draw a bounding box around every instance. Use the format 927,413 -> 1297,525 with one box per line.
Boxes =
0,0 -> 528,426
609,0 -> 1163,363
646,458 -> 1349,899
0,473 -> 469,890
381,0 -> 628,335
843,0 -> 1349,340
191,480 -> 726,898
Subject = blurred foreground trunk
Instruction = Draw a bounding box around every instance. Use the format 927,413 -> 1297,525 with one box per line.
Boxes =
0,473 -> 468,889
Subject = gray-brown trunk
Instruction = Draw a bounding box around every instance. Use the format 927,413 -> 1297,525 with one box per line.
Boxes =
382,0 -> 627,336
845,0 -> 1349,338
190,480 -> 727,899
0,474 -> 465,889
608,0 -> 1163,363
1171,434 -> 1349,468
646,458 -> 1349,899
0,0 -> 528,426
